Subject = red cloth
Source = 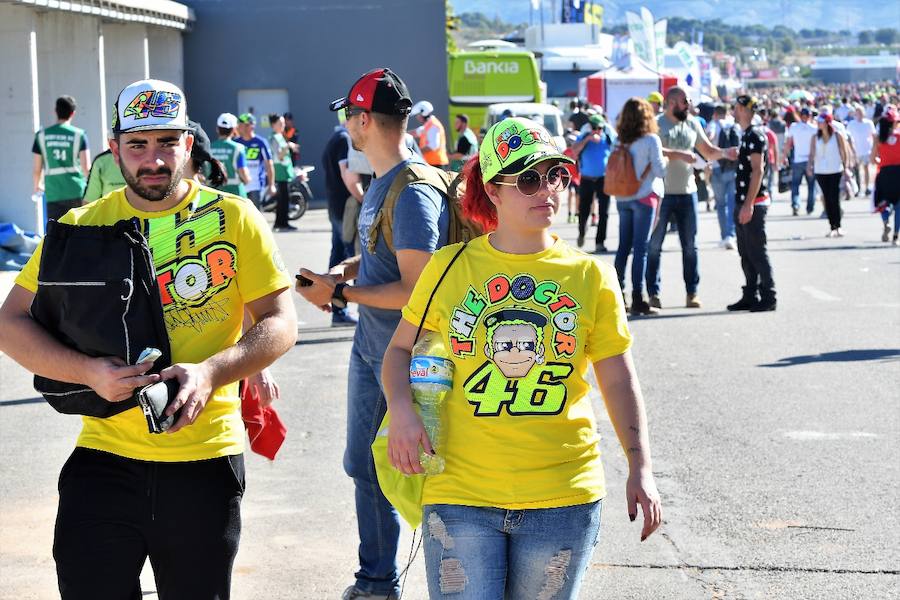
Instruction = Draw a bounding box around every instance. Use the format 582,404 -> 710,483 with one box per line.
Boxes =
563,147 -> 581,186
240,379 -> 287,460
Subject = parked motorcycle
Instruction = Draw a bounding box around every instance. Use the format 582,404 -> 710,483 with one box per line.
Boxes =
261,166 -> 313,221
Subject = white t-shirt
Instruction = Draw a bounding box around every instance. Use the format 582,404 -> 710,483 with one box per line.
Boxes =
847,119 -> 876,157
787,121 -> 817,163
834,104 -> 851,123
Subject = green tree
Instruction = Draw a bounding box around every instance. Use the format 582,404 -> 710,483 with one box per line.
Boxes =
779,37 -> 795,54
858,30 -> 873,45
446,0 -> 459,54
704,33 -> 724,52
723,32 -> 740,52
874,28 -> 898,45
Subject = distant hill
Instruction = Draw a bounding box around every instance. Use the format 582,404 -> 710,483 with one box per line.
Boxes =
450,0 -> 899,34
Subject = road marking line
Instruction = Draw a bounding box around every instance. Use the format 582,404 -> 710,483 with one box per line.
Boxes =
800,286 -> 840,302
783,431 -> 879,440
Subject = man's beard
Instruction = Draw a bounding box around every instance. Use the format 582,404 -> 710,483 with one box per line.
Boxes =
120,160 -> 185,202
349,131 -> 364,152
673,108 -> 689,122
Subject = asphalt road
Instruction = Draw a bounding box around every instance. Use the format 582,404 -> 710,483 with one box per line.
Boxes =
1,188 -> 898,599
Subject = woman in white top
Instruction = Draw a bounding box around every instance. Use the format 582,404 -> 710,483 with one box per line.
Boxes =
807,111 -> 849,236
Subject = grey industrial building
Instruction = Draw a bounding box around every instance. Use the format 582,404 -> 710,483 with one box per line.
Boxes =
810,54 -> 900,84
1,0 -> 449,230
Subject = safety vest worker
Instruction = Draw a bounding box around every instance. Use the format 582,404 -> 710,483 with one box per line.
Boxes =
33,95 -> 90,222
411,100 -> 449,168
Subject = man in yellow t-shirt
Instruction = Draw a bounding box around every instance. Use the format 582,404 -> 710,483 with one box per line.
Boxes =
0,79 -> 296,599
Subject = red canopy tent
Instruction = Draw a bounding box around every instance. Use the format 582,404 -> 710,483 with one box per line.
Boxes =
579,58 -> 678,124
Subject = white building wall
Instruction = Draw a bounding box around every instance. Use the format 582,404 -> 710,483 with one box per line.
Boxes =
0,4 -> 41,228
35,11 -> 105,159
148,28 -> 184,90
103,23 -> 150,112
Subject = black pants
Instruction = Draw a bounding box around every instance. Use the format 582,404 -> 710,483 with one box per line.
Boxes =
54,448 -> 244,600
46,198 -> 82,223
816,172 -> 843,230
273,180 -> 291,227
246,190 -> 261,209
578,176 -> 609,245
734,204 -> 775,301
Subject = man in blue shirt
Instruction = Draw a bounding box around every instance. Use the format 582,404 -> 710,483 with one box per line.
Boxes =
295,68 -> 449,600
571,114 -> 614,252
234,113 -> 275,209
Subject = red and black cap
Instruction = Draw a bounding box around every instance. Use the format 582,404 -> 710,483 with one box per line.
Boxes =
329,68 -> 412,116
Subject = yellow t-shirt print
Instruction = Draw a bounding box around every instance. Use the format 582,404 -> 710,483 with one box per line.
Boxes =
401,235 -> 632,509
16,180 -> 292,462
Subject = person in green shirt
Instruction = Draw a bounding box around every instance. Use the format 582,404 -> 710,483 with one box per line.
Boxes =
268,113 -> 298,232
210,112 -> 251,198
83,150 -> 127,203
32,96 -> 91,222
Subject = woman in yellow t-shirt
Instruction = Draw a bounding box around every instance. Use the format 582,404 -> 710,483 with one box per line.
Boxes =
382,118 -> 662,599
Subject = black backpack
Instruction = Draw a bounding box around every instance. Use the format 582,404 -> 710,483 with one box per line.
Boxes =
30,219 -> 172,417
717,125 -> 740,171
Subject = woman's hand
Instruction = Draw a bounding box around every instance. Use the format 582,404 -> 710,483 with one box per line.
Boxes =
247,367 -> 280,408
387,405 -> 433,476
626,468 -> 662,542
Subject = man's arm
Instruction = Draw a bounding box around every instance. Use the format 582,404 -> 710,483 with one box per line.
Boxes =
238,166 -> 252,184
162,287 -> 297,433
298,249 -> 431,311
339,161 -> 364,203
694,121 -> 732,162
265,159 -> 276,195
32,154 -> 44,193
0,284 -> 159,401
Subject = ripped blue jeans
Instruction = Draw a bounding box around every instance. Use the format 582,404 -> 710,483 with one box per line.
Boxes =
422,501 -> 602,599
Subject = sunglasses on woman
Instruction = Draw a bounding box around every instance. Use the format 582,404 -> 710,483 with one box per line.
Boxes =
494,164 -> 572,196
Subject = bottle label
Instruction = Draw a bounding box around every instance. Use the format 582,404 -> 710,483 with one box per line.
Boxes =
410,355 -> 454,387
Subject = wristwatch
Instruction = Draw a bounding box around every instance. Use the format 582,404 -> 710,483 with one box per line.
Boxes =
332,282 -> 349,309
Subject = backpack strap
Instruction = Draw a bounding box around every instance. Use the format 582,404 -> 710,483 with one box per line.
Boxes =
366,163 -> 453,255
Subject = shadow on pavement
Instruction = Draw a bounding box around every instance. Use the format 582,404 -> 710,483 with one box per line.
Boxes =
628,310 -> 734,321
759,349 -> 900,368
768,244 -> 892,252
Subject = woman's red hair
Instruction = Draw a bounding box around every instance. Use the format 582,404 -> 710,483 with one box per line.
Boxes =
460,155 -> 498,233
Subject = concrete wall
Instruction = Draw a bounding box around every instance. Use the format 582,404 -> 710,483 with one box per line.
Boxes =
0,4 -> 41,228
148,28 -> 185,90
181,0 -> 450,198
104,23 -> 149,107
35,11 -> 105,162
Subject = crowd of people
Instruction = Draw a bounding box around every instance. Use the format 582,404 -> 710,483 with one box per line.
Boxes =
9,63 -> 899,600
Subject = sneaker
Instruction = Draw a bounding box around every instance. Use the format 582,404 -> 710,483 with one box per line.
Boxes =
750,298 -> 777,312
686,293 -> 702,308
593,244 -> 608,254
727,296 -> 757,311
893,234 -> 899,247
273,224 -> 299,232
649,295 -> 662,309
834,228 -> 844,237
866,188 -> 872,196
724,237 -> 736,250
792,207 -> 799,216
342,585 -> 396,600
576,235 -> 585,248
331,311 -> 358,327
826,230 -> 836,238
883,224 -> 891,243
819,211 -> 828,219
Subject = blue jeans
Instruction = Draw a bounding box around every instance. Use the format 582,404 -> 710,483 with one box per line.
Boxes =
329,215 -> 349,269
422,501 -> 602,599
791,161 -> 816,212
710,169 -> 736,240
615,199 -> 656,295
344,344 -> 400,595
646,193 -> 699,296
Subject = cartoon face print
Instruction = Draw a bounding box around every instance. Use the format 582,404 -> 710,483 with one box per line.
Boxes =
483,309 -> 547,379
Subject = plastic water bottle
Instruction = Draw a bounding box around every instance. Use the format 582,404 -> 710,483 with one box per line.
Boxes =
409,331 -> 454,475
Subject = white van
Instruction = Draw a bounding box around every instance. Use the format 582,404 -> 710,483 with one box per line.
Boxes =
484,102 -> 566,151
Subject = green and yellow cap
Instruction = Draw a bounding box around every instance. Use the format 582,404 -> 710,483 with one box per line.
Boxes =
479,117 -> 573,183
